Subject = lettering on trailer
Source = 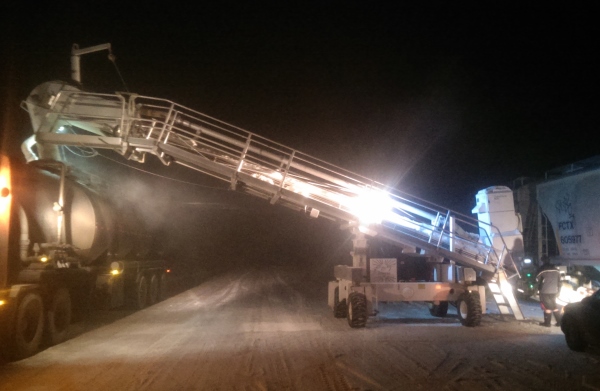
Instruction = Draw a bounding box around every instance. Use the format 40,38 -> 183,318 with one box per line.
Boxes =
561,235 -> 582,244
558,221 -> 575,230
554,192 -> 573,216
554,191 -> 581,255
537,169 -> 600,260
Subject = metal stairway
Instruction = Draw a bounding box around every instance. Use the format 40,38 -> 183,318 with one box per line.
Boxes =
24,81 -> 523,319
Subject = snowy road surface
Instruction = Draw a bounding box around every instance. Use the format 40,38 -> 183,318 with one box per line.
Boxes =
1,267 -> 599,391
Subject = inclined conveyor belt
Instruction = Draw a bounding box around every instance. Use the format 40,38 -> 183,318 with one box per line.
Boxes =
25,82 -> 518,277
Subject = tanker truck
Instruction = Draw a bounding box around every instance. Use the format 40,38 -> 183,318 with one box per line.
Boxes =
0,154 -> 168,360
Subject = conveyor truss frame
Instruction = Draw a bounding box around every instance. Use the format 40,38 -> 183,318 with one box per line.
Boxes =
23,83 -> 524,320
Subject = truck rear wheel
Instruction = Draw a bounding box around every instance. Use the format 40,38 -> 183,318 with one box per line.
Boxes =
148,274 -> 159,306
158,272 -> 168,301
134,275 -> 149,310
13,292 -> 44,360
46,288 -> 72,346
562,314 -> 587,351
456,291 -> 482,327
347,292 -> 367,328
429,301 -> 449,317
333,287 -> 347,318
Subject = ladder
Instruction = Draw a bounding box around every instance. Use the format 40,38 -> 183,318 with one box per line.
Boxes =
25,82 -> 523,319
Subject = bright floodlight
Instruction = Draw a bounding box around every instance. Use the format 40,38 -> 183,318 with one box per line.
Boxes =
350,188 -> 394,226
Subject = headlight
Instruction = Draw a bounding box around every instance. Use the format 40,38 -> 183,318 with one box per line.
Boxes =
110,261 -> 123,275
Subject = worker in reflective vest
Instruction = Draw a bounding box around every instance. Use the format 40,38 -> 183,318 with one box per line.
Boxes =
536,256 -> 562,327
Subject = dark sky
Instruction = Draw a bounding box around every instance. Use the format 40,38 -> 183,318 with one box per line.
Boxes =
1,3 -> 597,214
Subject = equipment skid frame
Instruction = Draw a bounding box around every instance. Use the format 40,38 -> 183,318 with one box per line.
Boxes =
328,268 -> 487,328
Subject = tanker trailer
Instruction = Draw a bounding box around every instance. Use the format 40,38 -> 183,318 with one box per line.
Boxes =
0,154 -> 168,360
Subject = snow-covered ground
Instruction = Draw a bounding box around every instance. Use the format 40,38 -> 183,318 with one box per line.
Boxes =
1,267 -> 598,391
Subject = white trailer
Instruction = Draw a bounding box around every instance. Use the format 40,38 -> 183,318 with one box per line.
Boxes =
537,159 -> 600,266
535,159 -> 600,302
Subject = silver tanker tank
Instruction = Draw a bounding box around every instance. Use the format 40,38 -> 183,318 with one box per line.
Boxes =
14,161 -> 151,265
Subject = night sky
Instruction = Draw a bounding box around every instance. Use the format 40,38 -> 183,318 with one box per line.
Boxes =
1,4 -> 597,215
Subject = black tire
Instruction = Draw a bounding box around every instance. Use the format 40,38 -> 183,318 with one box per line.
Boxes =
514,280 -> 533,300
456,291 -> 482,327
158,272 -> 168,302
562,315 -> 587,352
148,274 -> 159,306
333,287 -> 347,318
347,292 -> 367,328
429,301 -> 449,317
46,288 -> 72,346
13,292 -> 44,360
134,275 -> 149,310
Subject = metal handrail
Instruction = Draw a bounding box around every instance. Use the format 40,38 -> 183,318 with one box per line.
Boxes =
29,87 -> 519,277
